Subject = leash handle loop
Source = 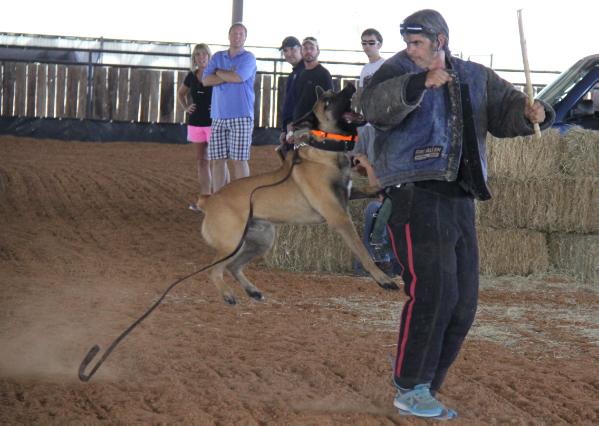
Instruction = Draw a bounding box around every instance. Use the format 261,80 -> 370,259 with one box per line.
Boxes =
78,153 -> 301,382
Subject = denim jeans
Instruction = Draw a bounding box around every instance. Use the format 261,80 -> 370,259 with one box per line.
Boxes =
354,200 -> 401,275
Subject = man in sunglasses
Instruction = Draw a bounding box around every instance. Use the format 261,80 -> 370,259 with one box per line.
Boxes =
352,28 -> 398,275
360,9 -> 554,420
355,28 -> 385,157
359,28 -> 385,89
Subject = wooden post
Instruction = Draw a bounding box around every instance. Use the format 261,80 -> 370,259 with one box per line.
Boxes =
261,74 -> 271,128
232,0 -> 243,23
26,63 -> 37,117
2,63 -> 17,117
35,64 -> 47,117
55,65 -> 66,117
517,9 -> 542,139
47,64 -> 56,118
65,66 -> 80,118
148,70 -> 160,123
117,67 -> 130,121
159,70 -> 174,123
107,67 -> 119,120
92,66 -> 107,119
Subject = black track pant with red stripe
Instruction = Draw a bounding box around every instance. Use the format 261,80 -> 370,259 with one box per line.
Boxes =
387,185 -> 479,392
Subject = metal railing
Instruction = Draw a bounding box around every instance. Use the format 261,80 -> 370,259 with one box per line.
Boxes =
1,36 -> 561,129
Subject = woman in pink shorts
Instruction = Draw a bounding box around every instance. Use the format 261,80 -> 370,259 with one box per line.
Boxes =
177,44 -> 214,195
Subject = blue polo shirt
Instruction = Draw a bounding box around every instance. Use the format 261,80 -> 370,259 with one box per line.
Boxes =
203,48 -> 256,120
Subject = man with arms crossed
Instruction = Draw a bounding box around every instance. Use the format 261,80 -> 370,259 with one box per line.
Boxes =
203,23 -> 257,192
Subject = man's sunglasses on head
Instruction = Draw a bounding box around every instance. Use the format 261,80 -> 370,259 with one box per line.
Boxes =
400,23 -> 437,36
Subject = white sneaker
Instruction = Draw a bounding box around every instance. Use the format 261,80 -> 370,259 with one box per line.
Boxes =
393,384 -> 446,418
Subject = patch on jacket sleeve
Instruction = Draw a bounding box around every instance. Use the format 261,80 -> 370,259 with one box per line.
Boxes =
414,146 -> 443,161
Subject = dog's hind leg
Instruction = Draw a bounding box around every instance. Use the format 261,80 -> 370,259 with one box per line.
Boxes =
226,219 -> 275,301
209,261 -> 238,305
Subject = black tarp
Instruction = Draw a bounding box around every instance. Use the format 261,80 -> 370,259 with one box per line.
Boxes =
0,47 -> 95,63
0,117 -> 279,145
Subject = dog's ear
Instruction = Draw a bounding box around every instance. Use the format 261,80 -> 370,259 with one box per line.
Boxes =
315,85 -> 326,99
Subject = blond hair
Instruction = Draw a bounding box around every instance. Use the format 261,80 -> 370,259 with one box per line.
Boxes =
190,43 -> 211,69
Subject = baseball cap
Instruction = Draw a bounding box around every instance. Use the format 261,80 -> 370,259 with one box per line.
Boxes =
302,37 -> 319,49
279,36 -> 300,51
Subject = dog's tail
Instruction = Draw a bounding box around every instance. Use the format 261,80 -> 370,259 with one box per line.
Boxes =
189,195 -> 209,213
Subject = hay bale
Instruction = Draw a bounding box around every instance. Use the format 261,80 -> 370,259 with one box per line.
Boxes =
486,129 -> 562,179
264,199 -> 371,273
476,176 -> 598,233
267,219 -> 551,277
560,128 -> 599,177
486,128 -> 599,179
478,226 -> 549,276
548,233 -> 598,284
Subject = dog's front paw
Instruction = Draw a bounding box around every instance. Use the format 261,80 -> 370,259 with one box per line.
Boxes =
378,275 -> 404,290
246,289 -> 264,301
378,281 -> 400,291
223,294 -> 237,305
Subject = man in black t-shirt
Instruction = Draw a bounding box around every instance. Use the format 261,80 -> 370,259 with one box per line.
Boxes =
292,37 -> 333,122
279,36 -> 305,140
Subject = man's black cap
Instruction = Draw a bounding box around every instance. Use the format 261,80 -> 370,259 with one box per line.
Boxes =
279,36 -> 301,51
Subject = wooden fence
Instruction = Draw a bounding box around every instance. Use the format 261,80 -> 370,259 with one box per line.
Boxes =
1,59 -> 553,130
0,61 -> 358,129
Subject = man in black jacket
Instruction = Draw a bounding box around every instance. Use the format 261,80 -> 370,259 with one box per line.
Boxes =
292,37 -> 333,122
278,36 -> 305,155
361,9 -> 554,420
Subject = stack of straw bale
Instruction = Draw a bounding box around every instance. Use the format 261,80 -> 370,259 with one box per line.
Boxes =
265,128 -> 598,283
479,128 -> 598,282
265,198 -> 370,273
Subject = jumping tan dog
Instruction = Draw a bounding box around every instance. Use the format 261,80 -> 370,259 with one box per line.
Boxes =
193,83 -> 401,304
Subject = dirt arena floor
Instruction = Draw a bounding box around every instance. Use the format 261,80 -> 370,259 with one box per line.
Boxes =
1,135 -> 597,425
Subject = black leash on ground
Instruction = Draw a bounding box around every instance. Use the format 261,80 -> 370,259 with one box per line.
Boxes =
78,150 -> 302,382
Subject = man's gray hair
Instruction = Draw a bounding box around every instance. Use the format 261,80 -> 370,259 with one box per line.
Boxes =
402,9 -> 450,54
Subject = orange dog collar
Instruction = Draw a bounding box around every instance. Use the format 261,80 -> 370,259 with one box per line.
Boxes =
309,130 -> 358,142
